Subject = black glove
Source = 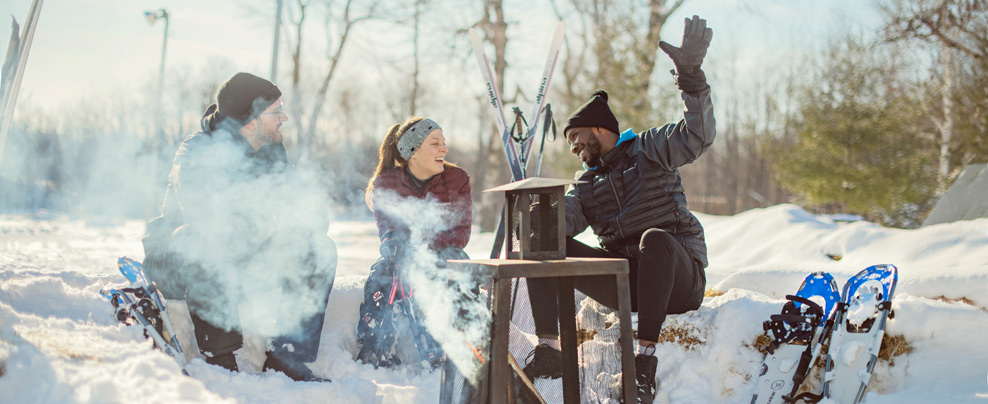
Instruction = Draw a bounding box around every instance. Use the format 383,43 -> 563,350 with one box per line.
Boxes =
379,228 -> 409,264
436,246 -> 469,268
659,15 -> 713,92
369,257 -> 395,277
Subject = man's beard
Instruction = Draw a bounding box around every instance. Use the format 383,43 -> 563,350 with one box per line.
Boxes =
583,135 -> 603,168
256,124 -> 282,146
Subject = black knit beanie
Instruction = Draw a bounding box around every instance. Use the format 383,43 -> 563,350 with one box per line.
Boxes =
563,90 -> 619,135
216,72 -> 282,125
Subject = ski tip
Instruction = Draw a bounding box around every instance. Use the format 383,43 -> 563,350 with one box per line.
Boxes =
550,22 -> 565,49
468,28 -> 483,46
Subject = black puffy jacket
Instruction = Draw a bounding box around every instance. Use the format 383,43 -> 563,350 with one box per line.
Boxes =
565,86 -> 715,267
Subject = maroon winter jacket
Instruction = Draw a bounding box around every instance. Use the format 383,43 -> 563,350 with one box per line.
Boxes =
368,165 -> 472,251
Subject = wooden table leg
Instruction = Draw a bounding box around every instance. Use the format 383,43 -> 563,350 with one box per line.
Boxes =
616,269 -> 637,402
489,277 -> 512,404
557,276 -> 579,404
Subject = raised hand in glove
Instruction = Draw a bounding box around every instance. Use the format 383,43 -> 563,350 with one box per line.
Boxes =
659,15 -> 713,92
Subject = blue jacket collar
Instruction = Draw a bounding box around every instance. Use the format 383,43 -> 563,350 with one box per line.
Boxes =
584,128 -> 636,170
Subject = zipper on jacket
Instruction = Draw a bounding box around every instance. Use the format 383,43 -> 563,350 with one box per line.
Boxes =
606,176 -> 626,240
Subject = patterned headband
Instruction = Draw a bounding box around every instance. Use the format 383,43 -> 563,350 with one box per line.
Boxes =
397,118 -> 442,161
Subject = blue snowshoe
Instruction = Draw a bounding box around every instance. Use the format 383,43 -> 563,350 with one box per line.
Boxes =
751,271 -> 840,404
100,257 -> 187,370
822,264 -> 898,404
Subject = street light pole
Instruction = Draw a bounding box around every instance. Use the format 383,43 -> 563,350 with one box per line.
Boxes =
271,0 -> 282,81
144,8 -> 169,141
156,11 -> 169,118
144,8 -> 169,218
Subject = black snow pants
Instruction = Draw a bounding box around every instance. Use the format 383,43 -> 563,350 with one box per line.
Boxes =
526,229 -> 705,342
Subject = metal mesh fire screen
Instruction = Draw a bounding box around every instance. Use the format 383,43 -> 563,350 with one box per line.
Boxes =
440,264 -> 633,404
509,279 -> 630,403
507,191 -> 563,260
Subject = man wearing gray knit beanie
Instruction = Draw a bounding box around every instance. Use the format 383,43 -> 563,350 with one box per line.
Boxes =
521,16 -> 717,404
143,72 -> 337,382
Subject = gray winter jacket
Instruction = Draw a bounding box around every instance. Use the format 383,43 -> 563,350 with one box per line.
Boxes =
565,86 -> 715,267
145,106 -> 334,301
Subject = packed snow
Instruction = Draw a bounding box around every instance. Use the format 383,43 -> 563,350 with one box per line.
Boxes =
2,204 -> 988,403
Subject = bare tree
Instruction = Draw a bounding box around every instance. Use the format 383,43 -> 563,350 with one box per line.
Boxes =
935,47 -> 956,190
883,0 -> 988,191
286,0 -> 310,162
409,0 -> 427,115
378,0 -> 431,118
884,0 -> 988,68
553,0 -> 686,131
282,0 -> 381,163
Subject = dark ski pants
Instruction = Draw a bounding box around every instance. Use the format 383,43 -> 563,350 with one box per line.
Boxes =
189,244 -> 337,364
356,247 -> 469,361
189,281 -> 333,362
526,229 -> 705,342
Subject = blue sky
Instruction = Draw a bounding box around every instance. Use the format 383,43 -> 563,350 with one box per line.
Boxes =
2,0 -> 276,110
0,0 -> 885,118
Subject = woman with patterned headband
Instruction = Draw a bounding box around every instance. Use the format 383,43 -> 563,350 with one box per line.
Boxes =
355,116 -> 473,368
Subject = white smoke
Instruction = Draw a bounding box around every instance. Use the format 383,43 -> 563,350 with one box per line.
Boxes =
167,127 -> 337,342
373,189 -> 491,382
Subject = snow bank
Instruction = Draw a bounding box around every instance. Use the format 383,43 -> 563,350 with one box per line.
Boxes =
1,205 -> 987,403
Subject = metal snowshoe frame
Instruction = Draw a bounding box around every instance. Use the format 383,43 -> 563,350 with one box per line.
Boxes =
356,274 -> 404,368
751,271 -> 840,404
822,264 -> 898,404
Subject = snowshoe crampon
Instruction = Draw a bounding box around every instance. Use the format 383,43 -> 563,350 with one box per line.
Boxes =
751,271 -> 839,404
822,264 -> 898,404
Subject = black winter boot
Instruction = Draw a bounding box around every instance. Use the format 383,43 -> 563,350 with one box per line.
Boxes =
204,351 -> 238,372
189,310 -> 243,373
263,352 -> 330,382
635,344 -> 658,404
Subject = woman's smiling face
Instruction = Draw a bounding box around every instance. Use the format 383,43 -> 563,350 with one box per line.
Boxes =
407,129 -> 447,180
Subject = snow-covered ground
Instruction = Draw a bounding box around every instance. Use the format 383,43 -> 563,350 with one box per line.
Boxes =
2,204 -> 988,403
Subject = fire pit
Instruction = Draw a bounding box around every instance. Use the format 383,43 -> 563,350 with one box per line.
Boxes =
442,178 -> 635,404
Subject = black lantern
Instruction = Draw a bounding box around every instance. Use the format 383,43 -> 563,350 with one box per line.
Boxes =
485,177 -> 578,260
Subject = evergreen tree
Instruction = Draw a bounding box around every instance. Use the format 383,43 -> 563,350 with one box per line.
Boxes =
772,35 -> 938,227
